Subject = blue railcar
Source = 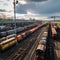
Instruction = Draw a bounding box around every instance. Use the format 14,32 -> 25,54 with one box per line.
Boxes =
0,32 -> 7,38
7,30 -> 16,35
17,28 -> 23,33
0,27 -> 12,32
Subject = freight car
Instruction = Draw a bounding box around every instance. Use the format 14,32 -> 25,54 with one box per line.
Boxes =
0,32 -> 7,37
6,34 -> 16,39
17,31 -> 31,41
0,26 -> 12,32
51,23 -> 57,38
0,37 -> 17,51
0,24 -> 41,51
0,29 -> 19,38
0,24 -> 38,38
43,32 -> 48,37
36,44 -> 45,60
17,24 -> 41,42
0,37 -> 6,42
51,27 -> 57,38
55,25 -> 60,40
7,30 -> 16,35
0,34 -> 16,42
36,37 -> 46,60
0,27 -> 25,38
16,27 -> 23,33
29,26 -> 38,33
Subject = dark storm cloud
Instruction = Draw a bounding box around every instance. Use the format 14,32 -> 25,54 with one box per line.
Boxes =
16,3 -> 37,14
27,0 -> 60,14
16,4 -> 27,14
16,0 -> 60,16
24,0 -> 47,2
38,0 -> 60,14
0,9 -> 6,12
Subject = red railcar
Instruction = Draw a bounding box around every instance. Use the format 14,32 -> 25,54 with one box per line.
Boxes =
0,24 -> 41,51
36,57 -> 44,60
17,35 -> 23,41
51,27 -> 57,37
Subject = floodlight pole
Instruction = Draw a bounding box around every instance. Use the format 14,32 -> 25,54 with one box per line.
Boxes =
13,0 -> 17,35
1,13 -> 5,25
53,16 -> 55,25
54,16 -> 55,23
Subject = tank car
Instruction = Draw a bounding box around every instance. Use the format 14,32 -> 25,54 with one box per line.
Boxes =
0,37 -> 17,51
7,29 -> 16,35
17,28 -> 23,33
0,37 -> 6,42
17,35 -> 23,41
0,32 -> 7,38
6,34 -> 16,39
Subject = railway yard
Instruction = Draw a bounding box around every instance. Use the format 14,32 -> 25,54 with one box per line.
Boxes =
0,22 -> 60,60
0,0 -> 60,60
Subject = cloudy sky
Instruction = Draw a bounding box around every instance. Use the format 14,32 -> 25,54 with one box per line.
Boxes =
0,0 -> 60,19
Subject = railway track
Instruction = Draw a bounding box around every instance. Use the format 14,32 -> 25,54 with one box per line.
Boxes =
54,26 -> 60,60
44,24 -> 60,60
8,27 -> 44,60
44,24 -> 55,60
0,25 -> 47,60
54,41 -> 60,60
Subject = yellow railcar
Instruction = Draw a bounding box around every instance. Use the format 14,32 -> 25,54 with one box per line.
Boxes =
6,34 -> 16,39
0,37 -> 7,42
0,37 -> 17,51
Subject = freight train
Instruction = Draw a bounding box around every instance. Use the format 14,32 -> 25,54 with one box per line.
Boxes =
51,24 -> 57,39
0,24 -> 38,38
36,39 -> 46,60
51,27 -> 57,37
0,26 -> 12,32
0,24 -> 37,32
36,31 -> 47,60
0,24 -> 43,51
54,24 -> 60,40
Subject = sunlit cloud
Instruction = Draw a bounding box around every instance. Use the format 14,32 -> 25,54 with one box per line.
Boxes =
0,0 -> 3,2
19,0 -> 27,5
0,0 -> 60,20
0,0 -> 13,11
27,11 -> 34,15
